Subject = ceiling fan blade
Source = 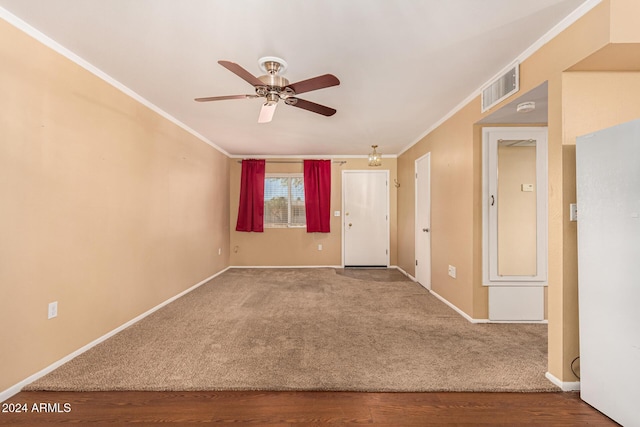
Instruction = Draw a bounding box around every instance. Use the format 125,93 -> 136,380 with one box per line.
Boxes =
218,60 -> 265,87
288,98 -> 336,116
287,74 -> 340,95
194,94 -> 258,102
258,103 -> 277,123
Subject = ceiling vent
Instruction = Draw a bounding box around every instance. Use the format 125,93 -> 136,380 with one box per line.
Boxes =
481,63 -> 519,113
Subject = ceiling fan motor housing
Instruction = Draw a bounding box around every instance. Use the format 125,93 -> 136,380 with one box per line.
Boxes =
255,57 -> 295,102
258,73 -> 290,88
257,74 -> 294,103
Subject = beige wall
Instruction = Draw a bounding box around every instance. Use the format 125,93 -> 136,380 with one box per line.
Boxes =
229,157 -> 397,267
559,70 -> 640,380
397,0 -> 640,382
610,0 -> 640,42
3,0 -> 640,394
0,19 -> 230,392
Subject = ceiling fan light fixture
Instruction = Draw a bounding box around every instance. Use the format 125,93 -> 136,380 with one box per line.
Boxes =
258,103 -> 277,123
368,145 -> 382,167
265,92 -> 279,106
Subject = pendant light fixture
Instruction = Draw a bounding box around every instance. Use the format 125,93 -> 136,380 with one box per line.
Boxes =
368,145 -> 382,167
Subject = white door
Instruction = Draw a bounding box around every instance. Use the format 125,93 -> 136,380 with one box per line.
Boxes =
343,171 -> 389,266
415,154 -> 431,289
576,119 -> 640,427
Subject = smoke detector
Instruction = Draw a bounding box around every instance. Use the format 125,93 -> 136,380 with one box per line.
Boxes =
516,101 -> 536,113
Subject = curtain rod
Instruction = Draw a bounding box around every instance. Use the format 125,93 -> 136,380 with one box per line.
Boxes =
236,160 -> 347,165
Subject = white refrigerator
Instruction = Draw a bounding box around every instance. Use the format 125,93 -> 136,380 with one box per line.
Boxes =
576,118 -> 640,427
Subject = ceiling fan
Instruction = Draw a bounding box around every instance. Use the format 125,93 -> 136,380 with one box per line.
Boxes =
195,56 -> 340,123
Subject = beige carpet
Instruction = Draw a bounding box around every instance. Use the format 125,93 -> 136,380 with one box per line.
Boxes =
26,268 -> 557,392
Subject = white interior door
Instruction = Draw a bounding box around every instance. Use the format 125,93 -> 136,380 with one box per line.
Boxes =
415,153 -> 431,289
576,119 -> 640,427
343,171 -> 389,267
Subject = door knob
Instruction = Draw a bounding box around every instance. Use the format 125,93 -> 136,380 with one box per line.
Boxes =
422,228 -> 430,232
348,223 -> 353,228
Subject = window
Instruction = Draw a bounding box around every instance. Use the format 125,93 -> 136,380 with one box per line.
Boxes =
264,174 -> 306,227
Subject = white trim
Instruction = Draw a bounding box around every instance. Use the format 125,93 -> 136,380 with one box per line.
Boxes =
427,288 -> 548,324
229,154 -> 398,159
230,265 -> 409,272
414,152 -> 432,290
485,319 -> 547,324
546,372 -> 581,391
428,289 -> 483,323
482,127 -> 548,285
517,0 -> 602,64
397,0 -> 602,157
394,265 -> 417,282
0,7 -> 230,158
0,268 -> 229,402
229,265 -> 343,269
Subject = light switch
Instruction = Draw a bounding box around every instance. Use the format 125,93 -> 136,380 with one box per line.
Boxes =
334,211 -> 341,217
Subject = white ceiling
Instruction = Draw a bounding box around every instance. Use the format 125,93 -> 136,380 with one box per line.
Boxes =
0,0 -> 591,156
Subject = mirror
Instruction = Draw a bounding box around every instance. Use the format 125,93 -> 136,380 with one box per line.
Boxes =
497,139 -> 537,276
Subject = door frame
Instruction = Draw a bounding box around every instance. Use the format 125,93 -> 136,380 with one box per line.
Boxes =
415,153 -> 431,289
341,170 -> 390,267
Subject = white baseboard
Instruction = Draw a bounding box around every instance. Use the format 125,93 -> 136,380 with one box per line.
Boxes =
546,372 -> 581,391
428,288 -> 548,324
428,289 -> 484,323
393,268 -> 488,323
231,265 -> 410,271
229,265 -> 343,269
0,268 -> 229,402
393,265 -> 416,281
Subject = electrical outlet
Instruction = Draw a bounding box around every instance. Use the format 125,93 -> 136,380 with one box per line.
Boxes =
48,301 -> 58,319
448,265 -> 457,279
218,248 -> 222,255
318,244 -> 323,251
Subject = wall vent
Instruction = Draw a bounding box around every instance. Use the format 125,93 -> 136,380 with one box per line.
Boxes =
481,63 -> 519,112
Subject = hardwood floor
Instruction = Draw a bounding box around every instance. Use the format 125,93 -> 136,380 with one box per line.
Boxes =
1,391 -> 618,426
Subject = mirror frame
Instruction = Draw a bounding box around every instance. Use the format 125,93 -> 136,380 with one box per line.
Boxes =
482,127 -> 548,286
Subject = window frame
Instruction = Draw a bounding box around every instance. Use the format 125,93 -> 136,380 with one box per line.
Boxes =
263,173 -> 306,229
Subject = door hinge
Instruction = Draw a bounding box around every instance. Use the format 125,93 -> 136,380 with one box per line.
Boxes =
416,260 -> 418,266
386,249 -> 388,255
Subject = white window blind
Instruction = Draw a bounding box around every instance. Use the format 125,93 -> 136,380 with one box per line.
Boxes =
264,174 -> 306,227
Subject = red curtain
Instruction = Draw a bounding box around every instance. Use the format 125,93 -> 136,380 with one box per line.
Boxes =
236,159 -> 265,232
303,160 -> 331,233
